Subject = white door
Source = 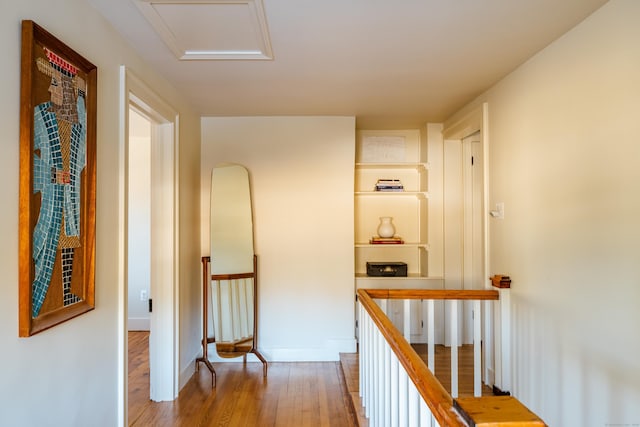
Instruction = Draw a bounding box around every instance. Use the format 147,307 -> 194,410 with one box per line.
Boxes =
443,131 -> 483,345
462,133 -> 484,344
118,67 -> 180,426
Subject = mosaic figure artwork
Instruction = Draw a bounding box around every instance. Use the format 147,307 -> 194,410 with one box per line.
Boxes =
19,21 -> 97,337
32,48 -> 86,317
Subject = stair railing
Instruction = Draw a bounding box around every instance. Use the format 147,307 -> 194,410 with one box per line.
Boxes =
357,288 -> 499,426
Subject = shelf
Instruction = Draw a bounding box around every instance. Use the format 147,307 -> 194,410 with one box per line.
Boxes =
354,129 -> 429,280
355,162 -> 428,171
355,275 -> 444,291
355,163 -> 427,194
354,129 -> 435,338
355,191 -> 428,199
355,242 -> 429,249
355,273 -> 443,280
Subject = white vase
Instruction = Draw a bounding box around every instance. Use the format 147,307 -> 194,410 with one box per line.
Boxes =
377,217 -> 396,238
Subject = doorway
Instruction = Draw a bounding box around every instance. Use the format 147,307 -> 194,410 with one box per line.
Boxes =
127,108 -> 151,334
127,107 -> 152,423
442,102 -> 491,386
118,67 -> 180,426
443,122 -> 486,346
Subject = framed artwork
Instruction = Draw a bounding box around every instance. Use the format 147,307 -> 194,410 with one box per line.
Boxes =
18,21 -> 97,336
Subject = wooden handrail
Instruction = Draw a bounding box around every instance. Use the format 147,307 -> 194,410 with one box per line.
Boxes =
357,289 -> 467,426
363,288 -> 499,300
360,287 -> 547,426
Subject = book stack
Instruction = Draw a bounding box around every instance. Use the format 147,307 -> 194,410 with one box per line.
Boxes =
370,236 -> 404,244
375,179 -> 404,192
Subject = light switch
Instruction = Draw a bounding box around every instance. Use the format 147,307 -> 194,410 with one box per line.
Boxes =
490,202 -> 505,219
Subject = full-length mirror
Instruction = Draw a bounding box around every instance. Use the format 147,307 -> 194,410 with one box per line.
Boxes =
197,164 -> 267,386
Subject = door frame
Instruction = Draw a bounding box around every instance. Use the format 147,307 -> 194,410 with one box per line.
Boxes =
117,66 -> 180,425
442,102 -> 492,380
443,102 -> 490,290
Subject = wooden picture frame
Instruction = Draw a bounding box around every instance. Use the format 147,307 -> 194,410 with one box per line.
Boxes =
19,21 -> 97,336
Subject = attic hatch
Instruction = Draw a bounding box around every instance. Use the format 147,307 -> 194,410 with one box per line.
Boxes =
134,0 -> 273,60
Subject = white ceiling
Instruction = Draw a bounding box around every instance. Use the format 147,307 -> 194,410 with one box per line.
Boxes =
87,0 -> 608,129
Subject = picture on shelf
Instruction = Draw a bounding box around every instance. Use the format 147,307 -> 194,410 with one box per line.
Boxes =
360,136 -> 406,163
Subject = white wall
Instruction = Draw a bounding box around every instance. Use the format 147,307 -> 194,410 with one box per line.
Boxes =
446,1 -> 640,425
201,117 -> 357,361
0,1 -> 201,425
127,109 -> 151,331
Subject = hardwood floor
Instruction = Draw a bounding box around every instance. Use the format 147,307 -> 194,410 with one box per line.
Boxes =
128,331 -> 151,425
339,354 -> 367,427
412,343 -> 495,397
128,332 -> 491,426
128,332 -> 357,426
338,343 -> 495,427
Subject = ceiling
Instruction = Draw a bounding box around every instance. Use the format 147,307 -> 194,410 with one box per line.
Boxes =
87,0 -> 608,129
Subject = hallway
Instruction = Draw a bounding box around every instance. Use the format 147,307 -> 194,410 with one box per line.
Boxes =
128,332 -> 357,426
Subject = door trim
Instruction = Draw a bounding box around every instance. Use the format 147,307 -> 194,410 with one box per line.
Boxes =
442,102 -> 492,380
117,66 -> 180,425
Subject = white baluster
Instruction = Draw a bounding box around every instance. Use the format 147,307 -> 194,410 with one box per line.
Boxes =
376,327 -> 384,426
419,398 -> 430,427
380,298 -> 388,315
493,293 -> 502,391
358,304 -> 364,403
474,300 -> 482,396
358,296 -> 451,426
358,305 -> 364,413
390,354 -> 399,427
408,380 -> 420,426
451,300 -> 459,398
484,299 -> 494,388
427,299 -> 435,374
404,299 -> 411,340
370,327 -> 376,426
363,307 -> 372,419
500,287 -> 511,392
383,343 -> 390,425
398,367 -> 408,426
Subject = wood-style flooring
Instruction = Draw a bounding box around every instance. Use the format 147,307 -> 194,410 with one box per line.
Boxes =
129,332 -> 492,426
412,343 -> 495,397
128,331 -> 357,426
339,344 -> 495,427
128,331 -> 152,425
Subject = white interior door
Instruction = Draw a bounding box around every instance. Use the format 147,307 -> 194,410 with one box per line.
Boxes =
444,138 -> 463,346
119,67 -> 180,426
443,131 -> 484,346
462,132 -> 483,344
147,119 -> 178,402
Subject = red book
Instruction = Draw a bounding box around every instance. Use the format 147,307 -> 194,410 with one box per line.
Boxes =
370,236 -> 404,244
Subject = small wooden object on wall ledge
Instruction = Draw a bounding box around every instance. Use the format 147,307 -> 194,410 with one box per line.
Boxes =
491,275 -> 511,289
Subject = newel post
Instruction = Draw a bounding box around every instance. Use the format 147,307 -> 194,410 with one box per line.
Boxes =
491,275 -> 511,395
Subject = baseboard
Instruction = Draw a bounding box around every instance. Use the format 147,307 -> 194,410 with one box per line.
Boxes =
179,353 -> 197,391
128,317 -> 150,331
201,338 -> 358,362
260,338 -> 358,362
